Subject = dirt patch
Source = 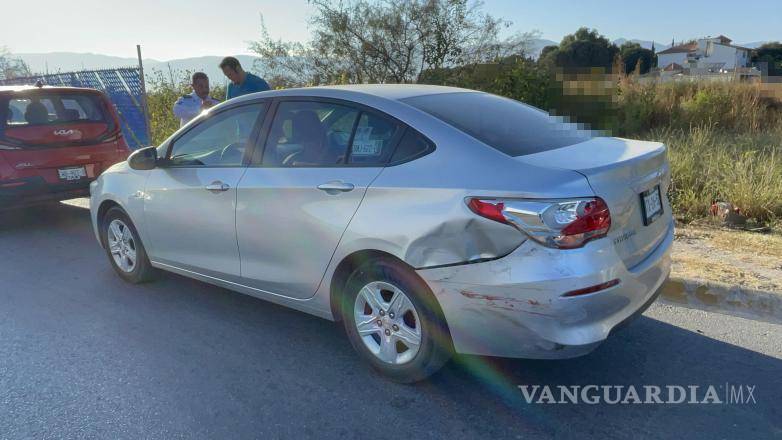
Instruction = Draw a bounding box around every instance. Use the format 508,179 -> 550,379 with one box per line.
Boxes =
673,224 -> 782,293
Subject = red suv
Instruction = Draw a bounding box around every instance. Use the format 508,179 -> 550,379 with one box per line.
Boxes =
0,85 -> 130,208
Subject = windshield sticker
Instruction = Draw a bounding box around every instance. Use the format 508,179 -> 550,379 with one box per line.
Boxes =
352,126 -> 382,156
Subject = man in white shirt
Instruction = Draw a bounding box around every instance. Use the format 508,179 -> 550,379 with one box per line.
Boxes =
172,72 -> 220,126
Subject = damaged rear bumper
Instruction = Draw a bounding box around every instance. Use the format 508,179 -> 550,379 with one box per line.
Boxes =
417,222 -> 674,359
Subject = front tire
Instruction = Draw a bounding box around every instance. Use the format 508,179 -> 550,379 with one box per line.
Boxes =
101,206 -> 155,283
341,258 -> 452,383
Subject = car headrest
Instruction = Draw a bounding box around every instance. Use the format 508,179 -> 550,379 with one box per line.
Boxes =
290,110 -> 325,144
24,102 -> 49,124
63,109 -> 81,121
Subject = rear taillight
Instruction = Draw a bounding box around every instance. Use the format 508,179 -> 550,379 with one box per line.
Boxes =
466,197 -> 611,249
467,198 -> 508,224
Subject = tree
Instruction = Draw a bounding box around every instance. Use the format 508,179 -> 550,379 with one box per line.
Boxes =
751,42 -> 782,76
619,42 -> 655,75
0,47 -> 32,80
538,44 -> 558,60
540,27 -> 619,71
419,54 -> 551,109
249,0 -> 535,85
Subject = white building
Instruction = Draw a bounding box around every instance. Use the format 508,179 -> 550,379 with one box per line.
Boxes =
657,35 -> 751,73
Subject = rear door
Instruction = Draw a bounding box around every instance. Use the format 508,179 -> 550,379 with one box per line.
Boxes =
236,99 -> 402,299
142,102 -> 267,279
0,90 -> 126,184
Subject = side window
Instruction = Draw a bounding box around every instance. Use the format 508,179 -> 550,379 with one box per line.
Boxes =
262,101 -> 359,167
390,128 -> 435,164
168,104 -> 265,167
347,112 -> 400,165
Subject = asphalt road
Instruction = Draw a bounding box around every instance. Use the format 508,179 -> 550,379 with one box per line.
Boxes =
1,201 -> 780,440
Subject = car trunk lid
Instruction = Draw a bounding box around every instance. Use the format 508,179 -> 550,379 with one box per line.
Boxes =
515,137 -> 671,268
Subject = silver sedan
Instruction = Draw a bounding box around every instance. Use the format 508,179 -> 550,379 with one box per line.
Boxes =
90,85 -> 673,382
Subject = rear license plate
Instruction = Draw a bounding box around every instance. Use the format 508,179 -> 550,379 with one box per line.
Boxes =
58,166 -> 87,181
640,185 -> 663,225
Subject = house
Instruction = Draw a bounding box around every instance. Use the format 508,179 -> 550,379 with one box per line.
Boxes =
656,42 -> 699,70
657,35 -> 751,73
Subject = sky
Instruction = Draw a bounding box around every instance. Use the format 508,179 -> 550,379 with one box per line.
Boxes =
1,0 -> 780,60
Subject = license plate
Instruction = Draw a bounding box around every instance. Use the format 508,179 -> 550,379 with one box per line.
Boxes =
58,166 -> 87,181
640,185 -> 663,225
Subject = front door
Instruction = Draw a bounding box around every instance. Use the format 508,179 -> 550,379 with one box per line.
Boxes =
236,100 -> 402,299
143,103 -> 266,279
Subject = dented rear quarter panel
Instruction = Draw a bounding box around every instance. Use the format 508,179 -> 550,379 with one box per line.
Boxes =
333,120 -> 596,270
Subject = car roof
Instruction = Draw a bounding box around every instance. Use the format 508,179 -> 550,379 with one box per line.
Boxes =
310,84 -> 474,100
230,83 -> 477,105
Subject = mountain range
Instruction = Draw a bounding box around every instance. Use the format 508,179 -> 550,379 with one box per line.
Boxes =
12,52 -> 262,85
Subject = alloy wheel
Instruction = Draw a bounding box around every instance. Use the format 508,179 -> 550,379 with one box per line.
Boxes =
107,219 -> 137,273
353,281 -> 422,365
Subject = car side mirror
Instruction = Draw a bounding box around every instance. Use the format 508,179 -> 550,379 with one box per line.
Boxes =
128,146 -> 158,170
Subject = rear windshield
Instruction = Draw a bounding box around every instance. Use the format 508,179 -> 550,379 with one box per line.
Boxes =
1,92 -> 111,129
402,92 -> 590,157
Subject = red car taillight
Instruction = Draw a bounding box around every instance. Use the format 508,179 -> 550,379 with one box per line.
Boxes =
466,197 -> 612,249
467,198 -> 507,224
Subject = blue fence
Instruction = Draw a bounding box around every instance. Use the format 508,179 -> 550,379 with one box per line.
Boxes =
0,68 -> 150,149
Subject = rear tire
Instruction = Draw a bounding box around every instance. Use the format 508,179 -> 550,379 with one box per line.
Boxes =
101,207 -> 155,283
340,258 -> 453,383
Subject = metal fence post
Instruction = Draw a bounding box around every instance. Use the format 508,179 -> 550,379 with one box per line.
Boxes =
137,44 -> 152,146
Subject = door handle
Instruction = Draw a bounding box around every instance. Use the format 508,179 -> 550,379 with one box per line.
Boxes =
317,181 -> 355,194
205,181 -> 230,192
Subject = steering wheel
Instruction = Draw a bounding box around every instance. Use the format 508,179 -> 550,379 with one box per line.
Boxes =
282,149 -> 303,166
219,142 -> 245,164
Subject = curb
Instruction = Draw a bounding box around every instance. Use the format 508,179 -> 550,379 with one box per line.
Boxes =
658,277 -> 782,325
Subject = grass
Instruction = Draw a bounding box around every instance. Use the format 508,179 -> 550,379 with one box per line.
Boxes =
616,79 -> 782,227
647,125 -> 782,225
616,79 -> 781,135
